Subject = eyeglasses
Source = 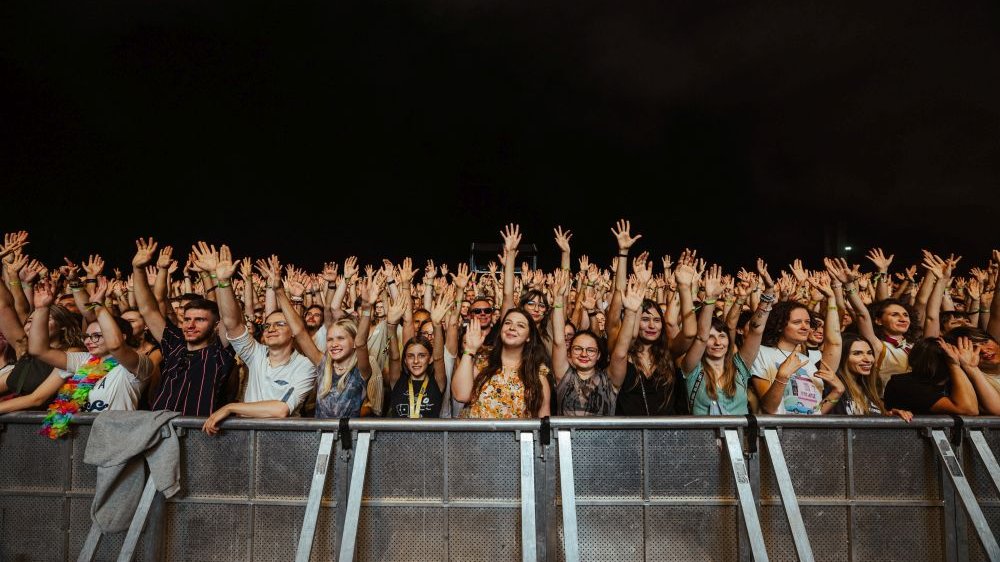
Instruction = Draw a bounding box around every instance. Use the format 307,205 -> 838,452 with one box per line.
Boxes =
570,345 -> 599,356
83,332 -> 104,342
262,321 -> 289,330
470,308 -> 493,315
525,300 -> 548,309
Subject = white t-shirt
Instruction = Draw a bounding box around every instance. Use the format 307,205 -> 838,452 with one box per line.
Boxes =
65,352 -> 152,413
312,325 -> 327,353
750,346 -> 824,415
228,329 -> 318,416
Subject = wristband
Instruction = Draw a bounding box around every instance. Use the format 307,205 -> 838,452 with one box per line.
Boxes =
361,310 -> 371,317
462,349 -> 476,357
290,296 -> 303,303
85,279 -> 97,285
85,302 -> 103,311
702,298 -> 718,305
209,274 -> 218,279
217,281 -> 231,289
618,252 -> 628,257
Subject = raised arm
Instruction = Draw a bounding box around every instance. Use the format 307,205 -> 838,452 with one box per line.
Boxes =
27,281 -> 68,370
669,253 -> 698,357
549,269 -> 571,382
89,277 -> 144,373
355,273 -> 384,381
810,275 -> 843,371
3,252 -> 32,324
452,313 -> 485,403
554,226 -> 573,272
867,248 -> 893,302
921,251 -> 956,339
500,223 -> 521,317
383,293 -> 406,388
607,219 -> 642,340
131,238 -> 167,341
608,279 -> 643,388
988,251 -> 1000,341
276,282 -> 324,366
197,243 -> 242,338
681,265 -> 722,374
935,339 -> 980,415
429,292 -> 452,392
739,260 -> 775,366
826,257 -> 882,355
153,246 -> 174,318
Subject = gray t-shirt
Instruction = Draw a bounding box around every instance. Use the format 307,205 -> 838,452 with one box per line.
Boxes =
555,366 -> 617,416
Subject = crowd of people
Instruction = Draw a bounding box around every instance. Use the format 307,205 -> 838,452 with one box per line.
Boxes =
1,222 -> 998,439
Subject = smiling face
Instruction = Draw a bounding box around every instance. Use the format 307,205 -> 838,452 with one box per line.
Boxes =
568,332 -> 600,370
326,325 -> 356,361
83,321 -> 108,356
808,317 -> 824,346
706,326 -> 729,360
522,294 -> 548,323
500,311 -> 532,347
980,339 -> 999,367
404,341 -> 432,378
181,308 -> 218,345
262,312 -> 293,347
877,304 -> 910,337
781,308 -> 812,346
593,311 -> 606,333
846,339 -> 875,377
638,305 -> 663,343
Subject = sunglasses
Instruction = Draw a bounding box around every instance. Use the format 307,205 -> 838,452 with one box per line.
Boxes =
470,307 -> 493,315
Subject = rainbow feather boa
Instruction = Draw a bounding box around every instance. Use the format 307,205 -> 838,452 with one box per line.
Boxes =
39,355 -> 118,439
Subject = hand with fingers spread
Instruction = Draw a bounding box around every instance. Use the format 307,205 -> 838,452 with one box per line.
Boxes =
808,274 -> 835,299
398,257 -> 417,286
866,248 -> 894,273
756,258 -> 775,288
789,259 -> 808,283
32,279 -> 57,308
451,262 -> 470,291
462,314 -> 485,355
553,225 -> 573,253
0,230 -> 29,260
501,223 -> 522,255
342,256 -> 359,282
611,219 -> 642,252
621,278 -> 644,313
82,254 -> 105,279
321,262 -> 339,283
90,276 -> 110,304
703,264 -> 723,300
386,294 -> 407,326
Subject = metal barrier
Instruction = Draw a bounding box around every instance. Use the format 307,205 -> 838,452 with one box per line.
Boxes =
3,413 -> 1000,562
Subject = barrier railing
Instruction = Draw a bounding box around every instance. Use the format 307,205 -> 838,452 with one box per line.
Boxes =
2,413 -> 1000,561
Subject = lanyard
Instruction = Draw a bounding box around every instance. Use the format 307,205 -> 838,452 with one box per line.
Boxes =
638,373 -> 650,415
408,376 -> 429,419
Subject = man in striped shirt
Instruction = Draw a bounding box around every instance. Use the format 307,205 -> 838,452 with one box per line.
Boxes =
131,238 -> 237,416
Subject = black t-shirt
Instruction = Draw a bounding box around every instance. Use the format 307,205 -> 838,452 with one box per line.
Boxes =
387,372 -> 443,418
883,373 -> 948,415
615,362 -> 688,416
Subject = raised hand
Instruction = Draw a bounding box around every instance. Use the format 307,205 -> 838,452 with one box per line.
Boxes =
968,278 -> 982,300
866,248 -> 894,272
156,245 -> 174,269
82,254 -> 104,278
19,258 -> 45,283
674,261 -> 696,287
621,278 -> 645,312
921,250 -> 948,279
191,242 -> 220,273
808,274 -> 835,298
937,338 -> 961,365
611,219 -> 642,251
342,256 -> 359,281
399,257 -> 418,285
634,257 -> 654,289
463,315 -> 485,354
0,231 -> 29,260
431,290 -> 453,325
814,362 -> 845,395
386,294 -> 407,325
956,336 -> 981,369
32,279 -> 56,308
776,346 -> 810,381
789,259 -> 808,283
321,262 -> 339,283
90,276 -> 110,304
239,257 -> 253,281
215,245 -> 236,281
661,255 -> 673,273
501,223 -> 522,254
703,264 -> 723,299
553,225 -> 573,253
451,262 -> 470,290
552,268 -> 571,297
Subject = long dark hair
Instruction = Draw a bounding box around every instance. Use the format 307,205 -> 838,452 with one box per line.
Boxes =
48,304 -> 84,350
761,301 -> 810,348
518,288 -> 552,341
907,338 -> 952,386
470,308 -> 548,417
626,299 -> 677,407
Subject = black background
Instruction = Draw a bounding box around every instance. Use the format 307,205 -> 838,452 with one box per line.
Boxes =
2,0 -> 998,274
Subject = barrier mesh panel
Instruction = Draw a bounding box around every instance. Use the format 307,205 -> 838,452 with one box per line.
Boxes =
0,421 -> 70,492
852,429 -> 940,500
647,505 -> 738,562
356,506 -> 445,561
969,505 -> 1000,562
647,429 -> 733,499
164,502 -> 250,561
67,496 -> 149,561
854,506 -> 944,561
448,507 -> 519,561
570,429 -> 642,499
760,504 -> 848,562
0,495 -> 66,561
72,424 -> 97,492
761,428 -> 846,500
447,433 -> 519,501
364,432 -> 444,500
966,430 -> 1000,501
254,430 -> 329,500
252,504 -> 336,562
180,429 -> 250,499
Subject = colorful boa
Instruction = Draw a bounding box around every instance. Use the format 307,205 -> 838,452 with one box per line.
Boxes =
39,355 -> 118,439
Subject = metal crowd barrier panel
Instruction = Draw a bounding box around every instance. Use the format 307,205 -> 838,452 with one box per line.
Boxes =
3,413 -> 1000,561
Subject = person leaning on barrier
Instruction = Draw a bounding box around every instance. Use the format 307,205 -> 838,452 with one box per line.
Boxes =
131,237 -> 238,417
831,332 -> 913,421
199,244 -> 320,435
454,304 -> 551,419
312,271 -> 383,419
30,278 -> 153,438
550,268 -> 620,416
941,326 -> 1000,415
384,289 -> 450,418
750,263 -> 844,415
680,264 -> 770,416
883,337 -> 979,416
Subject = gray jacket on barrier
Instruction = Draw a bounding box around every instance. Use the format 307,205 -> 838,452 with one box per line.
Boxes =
83,410 -> 182,532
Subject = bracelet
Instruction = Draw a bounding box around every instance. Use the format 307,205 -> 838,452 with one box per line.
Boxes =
773,376 -> 789,385
845,288 -> 859,295
217,281 -> 231,289
7,280 -> 21,288
618,252 -> 628,257
821,397 -> 840,405
70,286 -> 85,292
387,322 -> 398,327
387,279 -> 396,285
290,296 -> 303,303
361,310 -> 371,317
209,274 -> 218,279
327,282 -> 336,290
969,309 -> 981,314
462,349 -> 476,357
702,298 -> 717,305
400,284 -> 411,290
828,305 -> 839,311
205,286 -> 217,293
85,279 -> 97,285
552,303 -> 563,309
831,282 -> 842,288
85,302 -> 103,311
759,293 -> 776,303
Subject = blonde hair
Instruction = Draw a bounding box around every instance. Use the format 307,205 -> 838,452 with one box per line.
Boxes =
319,319 -> 359,398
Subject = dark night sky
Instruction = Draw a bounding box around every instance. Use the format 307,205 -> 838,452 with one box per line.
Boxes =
2,0 -> 998,275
